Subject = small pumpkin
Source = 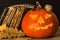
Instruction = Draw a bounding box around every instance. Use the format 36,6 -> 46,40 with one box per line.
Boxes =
21,3 -> 59,38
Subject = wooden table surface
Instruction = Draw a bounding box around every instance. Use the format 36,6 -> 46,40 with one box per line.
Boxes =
0,27 -> 60,40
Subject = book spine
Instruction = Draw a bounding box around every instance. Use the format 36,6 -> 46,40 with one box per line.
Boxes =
0,8 -> 8,25
10,6 -> 25,28
2,7 -> 16,27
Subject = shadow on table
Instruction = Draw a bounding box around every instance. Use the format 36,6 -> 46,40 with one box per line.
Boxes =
54,28 -> 60,38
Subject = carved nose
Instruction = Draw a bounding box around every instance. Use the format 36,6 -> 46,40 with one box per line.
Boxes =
38,16 -> 44,24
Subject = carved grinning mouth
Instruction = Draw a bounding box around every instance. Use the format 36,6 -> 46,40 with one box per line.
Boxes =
29,13 -> 53,31
29,23 -> 53,31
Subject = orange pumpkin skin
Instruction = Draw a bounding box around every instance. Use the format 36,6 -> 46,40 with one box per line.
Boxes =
22,9 -> 59,38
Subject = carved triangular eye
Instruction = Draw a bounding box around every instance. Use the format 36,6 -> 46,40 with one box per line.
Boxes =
29,14 -> 38,20
44,14 -> 52,19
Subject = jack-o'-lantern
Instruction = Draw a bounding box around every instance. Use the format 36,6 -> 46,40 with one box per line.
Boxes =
21,1 -> 59,38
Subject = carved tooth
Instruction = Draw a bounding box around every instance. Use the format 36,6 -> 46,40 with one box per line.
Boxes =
48,23 -> 53,27
44,25 -> 49,29
40,27 -> 45,30
35,27 -> 40,31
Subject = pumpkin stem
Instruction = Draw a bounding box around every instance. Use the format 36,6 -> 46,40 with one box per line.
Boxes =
32,1 -> 42,10
36,1 -> 42,9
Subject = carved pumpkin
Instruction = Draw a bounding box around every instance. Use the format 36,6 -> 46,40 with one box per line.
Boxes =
21,9 -> 59,38
21,2 -> 59,38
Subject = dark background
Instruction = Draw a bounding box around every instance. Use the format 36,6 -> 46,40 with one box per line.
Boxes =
0,0 -> 60,25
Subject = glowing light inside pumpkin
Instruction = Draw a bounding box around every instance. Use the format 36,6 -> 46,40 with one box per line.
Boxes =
29,14 -> 38,20
38,16 -> 44,24
28,13 -> 53,31
44,14 -> 52,19
29,23 -> 53,31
